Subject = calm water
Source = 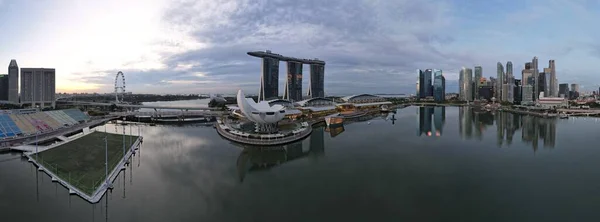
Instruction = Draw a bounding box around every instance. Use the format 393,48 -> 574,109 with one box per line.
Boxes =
2,106 -> 600,222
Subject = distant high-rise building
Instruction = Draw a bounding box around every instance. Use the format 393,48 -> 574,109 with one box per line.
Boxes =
514,79 -> 522,104
433,69 -> 445,102
284,61 -> 303,101
259,57 -> 280,101
308,64 -> 325,98
418,69 -> 433,99
20,68 -> 56,108
8,60 -> 19,103
522,85 -> 533,104
0,74 -> 8,100
532,57 -> 539,100
548,60 -> 557,97
571,84 -> 580,93
558,83 -> 569,98
474,66 -> 482,100
496,62 -> 504,101
460,67 -> 473,101
538,72 -> 547,97
479,86 -> 494,101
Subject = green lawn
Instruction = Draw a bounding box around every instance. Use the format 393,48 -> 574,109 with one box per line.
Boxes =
33,131 -> 139,195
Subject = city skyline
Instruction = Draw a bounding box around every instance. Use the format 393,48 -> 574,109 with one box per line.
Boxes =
2,0 -> 600,95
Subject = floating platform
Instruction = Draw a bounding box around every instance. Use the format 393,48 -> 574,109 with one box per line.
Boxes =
24,131 -> 142,204
216,121 -> 312,146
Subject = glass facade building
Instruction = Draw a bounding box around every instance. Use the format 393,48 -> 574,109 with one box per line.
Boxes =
308,64 -> 325,98
259,57 -> 280,101
433,69 -> 445,102
284,61 -> 303,102
474,66 -> 482,100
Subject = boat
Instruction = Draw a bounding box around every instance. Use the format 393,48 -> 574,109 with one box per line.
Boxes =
324,113 -> 344,127
546,112 -> 557,118
559,112 -> 568,119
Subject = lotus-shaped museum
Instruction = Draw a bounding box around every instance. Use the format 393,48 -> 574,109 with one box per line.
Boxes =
237,90 -> 286,132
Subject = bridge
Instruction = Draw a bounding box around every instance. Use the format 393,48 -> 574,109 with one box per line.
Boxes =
58,100 -> 219,111
110,110 -> 226,117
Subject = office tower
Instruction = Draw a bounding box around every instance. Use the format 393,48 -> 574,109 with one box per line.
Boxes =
496,62 -> 504,101
522,85 -> 533,103
418,69 -> 433,99
532,57 -> 539,100
460,67 -> 473,101
20,68 -> 56,108
514,79 -> 522,104
506,61 -> 513,81
538,72 -> 547,97
479,86 -> 494,101
571,84 -> 580,93
459,69 -> 464,100
8,60 -> 18,103
259,57 -> 280,101
525,62 -> 532,70
284,61 -> 303,101
308,63 -> 325,98
502,84 -> 513,102
0,74 -> 8,100
474,66 -> 482,100
416,79 -> 420,98
548,60 -> 557,97
558,83 -> 569,97
433,69 -> 445,102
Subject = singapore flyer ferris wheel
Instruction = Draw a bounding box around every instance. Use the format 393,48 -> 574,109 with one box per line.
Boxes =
115,71 -> 126,103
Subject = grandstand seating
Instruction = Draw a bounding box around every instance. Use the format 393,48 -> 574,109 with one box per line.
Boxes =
0,109 -> 90,139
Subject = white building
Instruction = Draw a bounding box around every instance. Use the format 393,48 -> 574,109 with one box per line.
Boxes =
20,68 -> 56,108
237,89 -> 285,133
537,97 -> 568,109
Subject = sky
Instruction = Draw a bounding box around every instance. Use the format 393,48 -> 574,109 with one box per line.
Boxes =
1,0 -> 600,96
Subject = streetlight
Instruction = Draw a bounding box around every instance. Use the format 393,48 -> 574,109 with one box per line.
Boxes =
104,136 -> 108,188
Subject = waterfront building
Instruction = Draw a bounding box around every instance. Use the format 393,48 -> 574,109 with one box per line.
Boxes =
548,60 -> 557,97
502,84 -> 513,103
496,62 -> 504,101
237,90 -> 286,133
514,79 -> 522,104
433,69 -> 445,102
20,68 -> 56,108
8,60 -> 18,103
532,57 -> 539,101
0,74 -> 8,101
474,66 -> 482,100
284,61 -> 303,102
339,94 -> 391,111
478,86 -> 494,101
559,83 -> 569,98
295,97 -> 337,117
522,85 -> 533,104
459,67 -> 473,102
308,63 -> 325,98
536,97 -> 568,109
259,57 -> 280,101
418,69 -> 433,99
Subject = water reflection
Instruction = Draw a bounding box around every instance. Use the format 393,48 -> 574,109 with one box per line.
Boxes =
458,107 -> 557,150
417,106 -> 446,136
234,127 -> 327,182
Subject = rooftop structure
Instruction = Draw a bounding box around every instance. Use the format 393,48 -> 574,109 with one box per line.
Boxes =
247,50 -> 325,65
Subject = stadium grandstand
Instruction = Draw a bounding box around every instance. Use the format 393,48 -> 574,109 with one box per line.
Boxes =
0,109 -> 90,140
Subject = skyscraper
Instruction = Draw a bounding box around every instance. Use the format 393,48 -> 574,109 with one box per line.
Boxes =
460,67 -> 473,101
0,74 -> 8,101
418,69 -> 433,99
284,61 -> 303,101
308,63 -> 325,98
558,83 -> 569,98
474,66 -> 482,100
532,57 -> 539,100
548,60 -> 557,97
505,61 -> 514,102
259,57 -> 280,101
538,71 -> 547,97
496,62 -> 504,101
8,60 -> 18,103
20,68 -> 56,108
433,69 -> 445,102
514,79 -> 522,104
571,84 -> 580,93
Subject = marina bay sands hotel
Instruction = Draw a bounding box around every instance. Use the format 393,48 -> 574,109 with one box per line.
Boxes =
247,50 -> 325,102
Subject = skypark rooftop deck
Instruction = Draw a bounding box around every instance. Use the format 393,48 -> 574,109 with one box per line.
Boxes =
247,50 -> 326,65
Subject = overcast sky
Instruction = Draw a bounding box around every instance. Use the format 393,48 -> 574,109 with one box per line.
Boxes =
1,0 -> 600,95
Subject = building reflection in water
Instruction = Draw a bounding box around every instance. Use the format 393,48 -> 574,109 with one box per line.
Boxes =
458,107 -> 556,151
325,125 -> 345,138
417,106 -> 446,137
234,126 -> 326,182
